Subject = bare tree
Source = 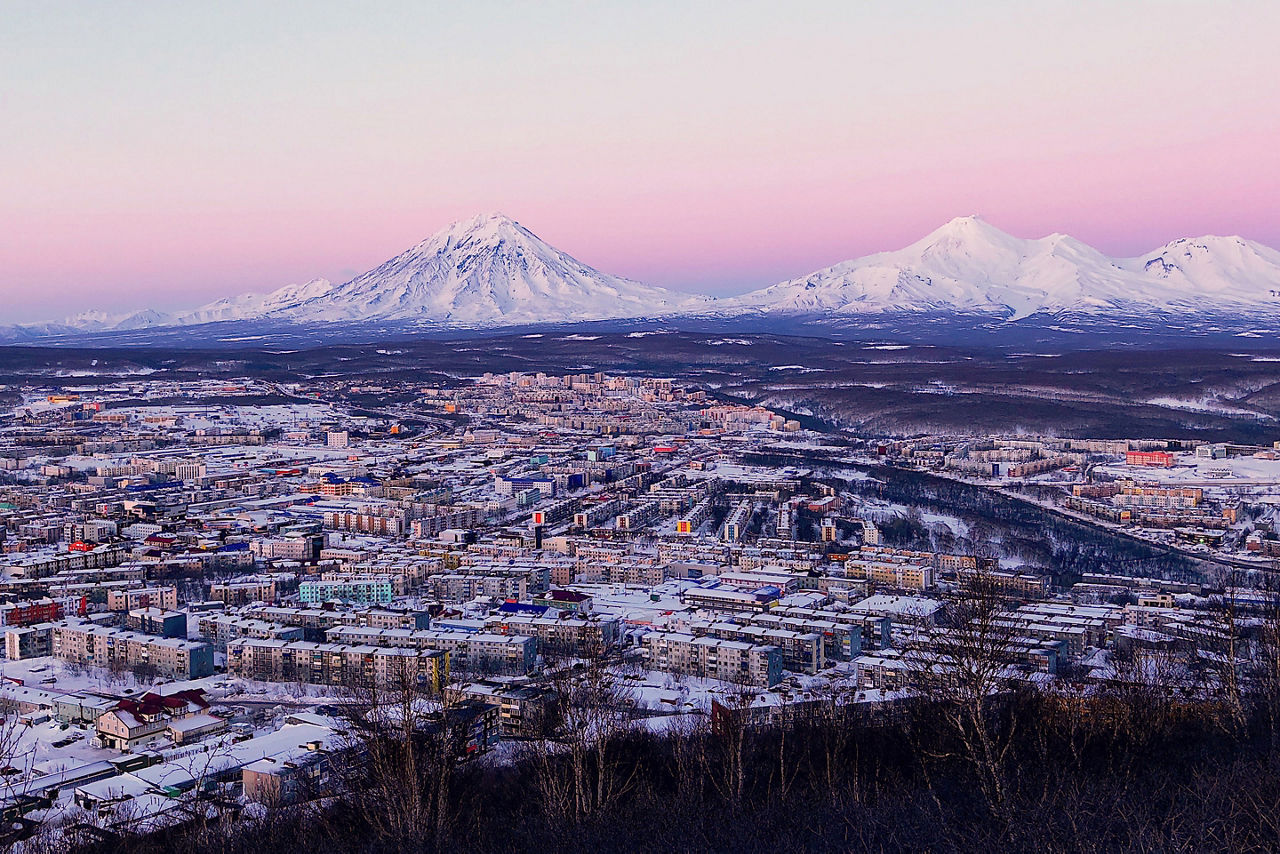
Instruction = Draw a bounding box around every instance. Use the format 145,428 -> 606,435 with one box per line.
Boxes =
1107,638 -> 1192,747
1200,572 -> 1247,733
901,566 -> 1028,820
106,656 -> 129,686
665,713 -> 710,806
535,643 -> 637,819
1247,573 -> 1280,744
129,661 -> 160,685
0,696 -> 35,852
807,679 -> 860,806
708,676 -> 759,808
160,733 -> 242,847
334,661 -> 456,849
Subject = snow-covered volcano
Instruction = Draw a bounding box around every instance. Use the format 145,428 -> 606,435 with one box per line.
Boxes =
725,216 -> 1280,320
16,213 -> 1280,342
1137,236 -> 1280,305
280,213 -> 710,326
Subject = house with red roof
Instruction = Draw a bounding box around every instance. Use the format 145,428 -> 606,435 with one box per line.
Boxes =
95,689 -> 224,752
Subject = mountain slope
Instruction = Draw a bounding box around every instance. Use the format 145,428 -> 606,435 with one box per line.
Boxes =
61,308 -> 175,332
1134,236 -> 1280,305
18,214 -> 1280,341
281,213 -> 710,325
727,216 -> 1280,320
176,277 -> 336,325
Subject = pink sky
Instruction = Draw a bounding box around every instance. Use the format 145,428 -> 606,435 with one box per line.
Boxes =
3,1 -> 1278,322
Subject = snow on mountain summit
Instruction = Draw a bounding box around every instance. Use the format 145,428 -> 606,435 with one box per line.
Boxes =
56,279 -> 336,332
1134,235 -> 1280,302
726,217 -> 1280,320
35,214 -> 1280,337
62,307 -> 174,331
727,216 -> 1131,319
282,213 -> 710,325
177,277 -> 336,325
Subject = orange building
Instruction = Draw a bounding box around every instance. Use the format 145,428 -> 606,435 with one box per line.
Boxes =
1126,450 -> 1175,468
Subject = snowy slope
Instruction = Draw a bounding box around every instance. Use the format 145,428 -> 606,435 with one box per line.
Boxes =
47,280 -> 334,333
59,308 -> 176,332
727,216 -> 1280,320
277,213 -> 710,325
175,278 -> 335,325
1133,236 -> 1280,306
25,214 -> 1280,338
38,213 -> 709,334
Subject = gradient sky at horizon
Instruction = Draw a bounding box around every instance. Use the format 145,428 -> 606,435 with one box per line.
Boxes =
2,0 -> 1278,322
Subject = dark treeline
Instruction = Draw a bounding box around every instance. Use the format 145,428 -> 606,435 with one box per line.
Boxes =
63,686 -> 1280,854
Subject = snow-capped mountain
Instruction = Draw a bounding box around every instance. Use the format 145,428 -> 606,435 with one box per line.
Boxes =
726,216 -> 1280,320
175,277 -> 335,325
44,279 -> 335,334
16,213 -> 1280,343
62,308 -> 175,332
278,213 -> 710,325
1137,236 -> 1280,303
35,214 -> 707,335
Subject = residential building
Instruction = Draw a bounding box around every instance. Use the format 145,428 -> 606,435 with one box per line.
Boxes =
52,622 -> 214,678
642,631 -> 783,687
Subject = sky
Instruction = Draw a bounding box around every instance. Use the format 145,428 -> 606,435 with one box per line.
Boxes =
2,0 -> 1279,322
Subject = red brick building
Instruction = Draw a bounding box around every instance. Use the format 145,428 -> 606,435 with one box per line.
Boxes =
0,596 -> 85,627
1126,450 -> 1175,468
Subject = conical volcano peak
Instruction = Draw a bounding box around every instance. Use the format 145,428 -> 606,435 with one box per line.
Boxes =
270,213 -> 711,325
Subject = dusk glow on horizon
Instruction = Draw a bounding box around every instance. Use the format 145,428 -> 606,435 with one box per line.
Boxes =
3,0 -> 1279,322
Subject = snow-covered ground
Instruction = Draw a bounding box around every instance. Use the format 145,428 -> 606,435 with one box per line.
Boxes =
1145,396 -> 1272,419
620,666 -> 871,724
1099,452 -> 1280,488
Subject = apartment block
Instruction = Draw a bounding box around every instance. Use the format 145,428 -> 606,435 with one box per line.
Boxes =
485,614 -> 620,654
4,623 -> 55,660
843,560 -> 934,591
196,614 -> 305,651
322,626 -> 537,674
52,621 -> 214,678
227,638 -> 448,689
210,579 -> 279,606
106,586 -> 179,612
642,631 -> 783,687
685,619 -> 824,674
683,586 -> 778,615
248,606 -> 430,640
126,607 -> 187,638
298,577 -> 394,606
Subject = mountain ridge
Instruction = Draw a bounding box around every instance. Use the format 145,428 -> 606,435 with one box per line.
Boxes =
723,215 -> 1280,320
14,214 -> 1280,339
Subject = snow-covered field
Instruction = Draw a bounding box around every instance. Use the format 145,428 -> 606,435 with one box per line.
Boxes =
1099,452 -> 1280,488
1145,396 -> 1272,419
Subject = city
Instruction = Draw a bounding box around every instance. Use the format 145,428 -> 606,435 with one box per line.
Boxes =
7,2 -> 1280,851
0,363 -> 1277,847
